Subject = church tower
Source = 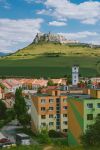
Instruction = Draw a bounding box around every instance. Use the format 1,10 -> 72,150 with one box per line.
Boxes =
72,65 -> 79,86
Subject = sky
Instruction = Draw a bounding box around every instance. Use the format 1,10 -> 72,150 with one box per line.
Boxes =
0,0 -> 100,53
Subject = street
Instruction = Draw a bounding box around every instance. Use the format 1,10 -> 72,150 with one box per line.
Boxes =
0,120 -> 22,143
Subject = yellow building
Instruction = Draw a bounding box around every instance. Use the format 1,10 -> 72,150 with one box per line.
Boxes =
31,89 -> 68,133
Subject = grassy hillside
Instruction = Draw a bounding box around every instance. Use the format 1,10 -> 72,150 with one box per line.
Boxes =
0,43 -> 100,78
2,145 -> 100,150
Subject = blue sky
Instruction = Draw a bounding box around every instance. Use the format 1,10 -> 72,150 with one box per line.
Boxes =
0,0 -> 100,52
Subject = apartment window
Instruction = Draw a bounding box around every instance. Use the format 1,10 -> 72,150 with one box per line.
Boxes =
56,119 -> 60,122
41,107 -> 46,111
41,123 -> 46,126
63,129 -> 67,132
63,121 -> 67,125
56,122 -> 60,126
49,99 -> 54,103
41,99 -> 46,104
63,114 -> 67,117
56,107 -> 60,110
49,122 -> 54,126
56,126 -> 60,130
49,107 -> 53,111
97,114 -> 100,117
63,98 -> 67,103
56,114 -> 60,118
63,106 -> 67,110
56,98 -> 60,103
97,103 -> 100,108
87,114 -> 93,120
41,115 -> 46,119
87,103 -> 93,109
49,114 -> 54,118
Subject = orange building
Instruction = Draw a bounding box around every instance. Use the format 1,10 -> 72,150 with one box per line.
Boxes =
31,89 -> 68,133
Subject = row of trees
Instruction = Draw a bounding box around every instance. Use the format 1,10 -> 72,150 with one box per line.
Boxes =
14,87 -> 31,128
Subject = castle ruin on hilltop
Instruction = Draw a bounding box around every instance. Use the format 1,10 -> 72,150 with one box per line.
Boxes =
33,32 -> 79,44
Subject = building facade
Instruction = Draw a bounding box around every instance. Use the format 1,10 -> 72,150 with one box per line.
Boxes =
68,89 -> 100,145
31,89 -> 68,133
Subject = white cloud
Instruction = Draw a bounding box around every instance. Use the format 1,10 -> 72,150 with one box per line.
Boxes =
25,0 -> 44,4
0,0 -> 11,9
0,18 -> 44,52
37,0 -> 100,25
58,31 -> 99,44
58,31 -> 98,40
49,21 -> 67,26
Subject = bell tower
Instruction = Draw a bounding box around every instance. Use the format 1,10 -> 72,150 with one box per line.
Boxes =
72,65 -> 79,86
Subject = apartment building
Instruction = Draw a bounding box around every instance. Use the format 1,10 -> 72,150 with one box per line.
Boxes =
31,89 -> 68,133
68,88 -> 100,146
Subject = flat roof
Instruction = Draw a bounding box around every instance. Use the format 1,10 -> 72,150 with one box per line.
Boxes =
16,133 -> 29,138
68,93 -> 90,99
68,93 -> 100,100
32,93 -> 67,97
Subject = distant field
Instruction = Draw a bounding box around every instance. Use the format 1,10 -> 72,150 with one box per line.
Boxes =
0,43 -> 100,78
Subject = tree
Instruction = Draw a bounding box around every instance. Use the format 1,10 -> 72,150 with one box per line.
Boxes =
38,129 -> 51,144
47,80 -> 56,86
14,88 -> 30,128
0,100 -> 7,120
67,76 -> 72,85
81,116 -> 100,147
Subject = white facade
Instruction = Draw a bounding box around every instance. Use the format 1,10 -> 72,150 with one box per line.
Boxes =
72,66 -> 79,86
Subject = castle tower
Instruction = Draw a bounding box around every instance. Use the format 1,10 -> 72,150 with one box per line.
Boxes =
72,65 -> 79,86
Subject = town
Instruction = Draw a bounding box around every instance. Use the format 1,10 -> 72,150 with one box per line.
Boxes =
0,65 -> 100,149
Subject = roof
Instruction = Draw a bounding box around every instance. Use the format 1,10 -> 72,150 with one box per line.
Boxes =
16,133 -> 29,138
0,133 -> 5,140
68,93 -> 90,99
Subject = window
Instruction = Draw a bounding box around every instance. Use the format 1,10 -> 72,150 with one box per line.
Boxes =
63,114 -> 67,117
56,126 -> 60,129
49,114 -> 54,118
63,106 -> 67,110
63,129 -> 67,132
74,76 -> 76,79
41,107 -> 45,111
41,123 -> 46,126
87,103 -> 93,109
63,98 -> 67,103
63,121 -> 67,125
56,107 -> 60,110
56,98 -> 60,103
41,99 -> 45,104
49,107 -> 53,111
97,114 -> 100,117
56,122 -> 60,126
87,114 -> 93,120
49,99 -> 54,103
49,122 -> 54,126
74,67 -> 76,70
97,103 -> 100,108
56,114 -> 60,118
41,115 -> 46,119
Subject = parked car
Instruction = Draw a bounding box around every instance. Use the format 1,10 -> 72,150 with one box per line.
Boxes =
0,138 -> 10,143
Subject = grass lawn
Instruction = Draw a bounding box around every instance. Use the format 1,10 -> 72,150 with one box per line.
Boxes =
0,43 -> 100,77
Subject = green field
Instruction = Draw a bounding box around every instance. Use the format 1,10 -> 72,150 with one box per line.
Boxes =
0,43 -> 100,78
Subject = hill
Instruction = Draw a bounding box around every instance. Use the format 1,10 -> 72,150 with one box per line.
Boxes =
0,42 -> 100,78
0,52 -> 8,56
